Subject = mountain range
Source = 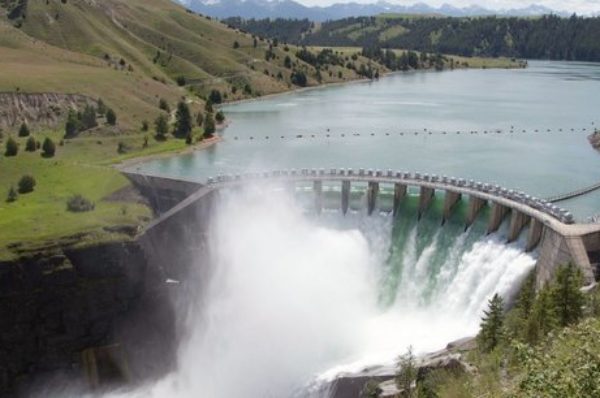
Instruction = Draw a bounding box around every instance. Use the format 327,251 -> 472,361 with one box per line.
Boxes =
177,0 -> 568,21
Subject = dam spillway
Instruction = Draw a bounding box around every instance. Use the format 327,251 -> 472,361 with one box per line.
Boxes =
112,169 -> 600,398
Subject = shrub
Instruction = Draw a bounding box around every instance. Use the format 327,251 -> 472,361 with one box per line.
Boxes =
66,194 -> 95,212
5,137 -> 18,156
233,40 -> 240,49
215,110 -> 225,123
6,186 -> 17,203
42,137 -> 56,157
159,98 -> 170,112
64,110 -> 81,138
18,175 -> 36,194
141,120 -> 149,132
18,122 -> 30,137
196,112 -> 204,127
25,136 -> 36,152
117,141 -> 129,154
176,76 -> 187,86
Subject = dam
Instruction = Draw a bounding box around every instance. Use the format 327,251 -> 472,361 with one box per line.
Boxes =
130,168 -> 600,289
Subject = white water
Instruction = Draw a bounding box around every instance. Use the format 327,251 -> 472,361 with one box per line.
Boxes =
108,185 -> 536,398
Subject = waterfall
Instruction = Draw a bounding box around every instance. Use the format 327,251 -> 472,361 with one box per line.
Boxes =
105,184 -> 535,398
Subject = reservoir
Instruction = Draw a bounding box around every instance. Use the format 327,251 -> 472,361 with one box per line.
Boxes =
133,60 -> 600,220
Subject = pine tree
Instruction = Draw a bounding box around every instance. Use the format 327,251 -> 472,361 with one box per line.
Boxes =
204,112 -> 216,138
97,98 -> 107,116
25,136 -> 36,152
5,137 -> 18,156
174,101 -> 192,139
478,293 -> 505,352
551,263 -> 584,327
6,186 -> 17,203
81,105 -> 98,130
18,122 -> 30,137
395,346 -> 418,398
106,108 -> 117,126
154,114 -> 169,140
42,137 -> 56,158
65,109 -> 80,138
205,99 -> 214,113
526,286 -> 558,345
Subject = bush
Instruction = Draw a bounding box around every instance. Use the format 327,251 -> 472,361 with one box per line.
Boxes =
66,194 -> 95,212
141,120 -> 149,131
176,76 -> 187,86
215,110 -> 225,123
159,98 -> 170,112
25,136 -> 36,152
42,137 -> 56,157
18,122 -> 30,137
6,186 -> 17,203
64,110 -> 81,138
106,108 -> 117,126
117,141 -> 129,154
18,175 -> 36,194
5,137 -> 18,156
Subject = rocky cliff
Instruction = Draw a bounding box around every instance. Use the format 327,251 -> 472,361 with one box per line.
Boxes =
0,242 -> 176,397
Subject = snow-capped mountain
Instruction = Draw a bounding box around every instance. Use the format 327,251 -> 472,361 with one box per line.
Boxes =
177,0 -> 566,21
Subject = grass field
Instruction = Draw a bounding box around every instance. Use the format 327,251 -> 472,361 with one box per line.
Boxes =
0,127 -> 202,260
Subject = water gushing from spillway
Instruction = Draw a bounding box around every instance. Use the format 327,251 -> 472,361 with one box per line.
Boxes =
110,184 -> 536,398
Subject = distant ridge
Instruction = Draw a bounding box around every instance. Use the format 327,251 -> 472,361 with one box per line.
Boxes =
177,0 -> 569,21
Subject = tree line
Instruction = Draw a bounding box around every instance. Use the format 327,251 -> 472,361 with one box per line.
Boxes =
223,14 -> 600,62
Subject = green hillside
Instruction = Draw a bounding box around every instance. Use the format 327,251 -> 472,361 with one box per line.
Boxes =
0,0 -> 382,129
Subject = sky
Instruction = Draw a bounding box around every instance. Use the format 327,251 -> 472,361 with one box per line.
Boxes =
292,0 -> 600,14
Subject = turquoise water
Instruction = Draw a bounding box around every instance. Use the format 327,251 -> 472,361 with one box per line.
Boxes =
132,61 -> 600,220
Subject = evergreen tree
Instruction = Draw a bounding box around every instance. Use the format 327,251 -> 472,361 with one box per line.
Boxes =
478,293 -> 505,352
18,122 -> 30,137
395,346 -> 418,398
205,99 -> 214,113
204,113 -> 216,138
106,108 -> 117,126
42,137 -> 56,158
6,186 -> 17,203
97,98 -> 107,116
64,109 -> 80,138
81,105 -> 98,130
209,89 -> 223,104
215,110 -> 225,123
551,263 -> 585,327
526,286 -> 558,345
25,136 -> 36,152
174,101 -> 192,139
284,55 -> 292,68
5,137 -> 18,156
154,114 -> 169,140
141,120 -> 149,132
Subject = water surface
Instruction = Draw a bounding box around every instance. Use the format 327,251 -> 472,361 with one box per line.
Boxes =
132,61 -> 600,220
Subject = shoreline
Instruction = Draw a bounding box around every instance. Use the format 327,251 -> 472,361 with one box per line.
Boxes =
114,135 -> 223,171
121,59 -> 527,170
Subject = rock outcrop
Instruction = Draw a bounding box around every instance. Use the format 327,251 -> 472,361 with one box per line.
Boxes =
0,92 -> 96,130
0,242 -> 176,397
